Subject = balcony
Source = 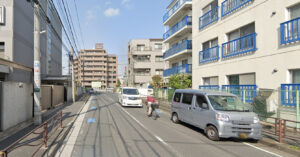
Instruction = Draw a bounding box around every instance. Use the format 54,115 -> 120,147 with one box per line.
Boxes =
221,0 -> 253,17
281,84 -> 300,106
199,85 -> 220,90
163,16 -> 192,42
222,33 -> 256,59
163,0 -> 192,24
163,64 -> 192,77
199,45 -> 219,64
280,17 -> 300,45
163,40 -> 192,60
222,85 -> 257,103
199,7 -> 219,30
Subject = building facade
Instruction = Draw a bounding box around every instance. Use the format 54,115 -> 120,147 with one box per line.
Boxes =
74,43 -> 118,88
162,0 -> 193,79
193,0 -> 300,105
0,0 -> 62,83
128,39 -> 167,88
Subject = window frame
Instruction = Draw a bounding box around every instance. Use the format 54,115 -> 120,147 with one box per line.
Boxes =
182,93 -> 193,105
195,95 -> 210,110
173,92 -> 182,103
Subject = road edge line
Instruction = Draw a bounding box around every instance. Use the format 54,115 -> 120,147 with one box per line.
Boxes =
243,142 -> 282,157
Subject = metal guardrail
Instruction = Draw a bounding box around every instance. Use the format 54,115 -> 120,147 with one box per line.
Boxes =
163,16 -> 192,40
163,40 -> 192,59
163,0 -> 192,23
281,84 -> 300,106
280,17 -> 300,44
199,45 -> 219,63
221,0 -> 253,17
199,6 -> 219,30
0,111 -> 63,157
163,64 -> 192,77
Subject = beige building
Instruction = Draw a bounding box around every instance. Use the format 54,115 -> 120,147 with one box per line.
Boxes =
128,39 -> 167,88
162,0 -> 193,79
74,43 -> 118,88
193,0 -> 300,105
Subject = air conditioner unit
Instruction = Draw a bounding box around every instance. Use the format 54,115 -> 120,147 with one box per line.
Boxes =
0,6 -> 5,25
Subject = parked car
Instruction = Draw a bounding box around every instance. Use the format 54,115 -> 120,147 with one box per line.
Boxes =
119,87 -> 142,107
171,89 -> 262,141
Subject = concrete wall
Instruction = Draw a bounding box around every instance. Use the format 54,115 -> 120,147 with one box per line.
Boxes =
52,85 -> 64,107
0,82 -> 33,131
41,85 -> 51,110
66,86 -> 72,102
192,0 -> 300,89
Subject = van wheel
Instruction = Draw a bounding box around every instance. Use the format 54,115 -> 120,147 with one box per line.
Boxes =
171,113 -> 179,124
206,125 -> 219,141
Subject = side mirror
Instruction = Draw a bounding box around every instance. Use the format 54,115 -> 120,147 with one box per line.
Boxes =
202,103 -> 209,109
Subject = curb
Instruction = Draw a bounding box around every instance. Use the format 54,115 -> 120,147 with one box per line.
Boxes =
46,94 -> 91,157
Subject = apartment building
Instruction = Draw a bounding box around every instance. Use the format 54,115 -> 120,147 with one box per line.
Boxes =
74,43 -> 118,88
162,0 -> 193,79
128,39 -> 167,88
0,0 -> 62,83
193,0 -> 300,105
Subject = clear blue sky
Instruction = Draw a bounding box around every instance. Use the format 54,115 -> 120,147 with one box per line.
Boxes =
59,0 -> 170,76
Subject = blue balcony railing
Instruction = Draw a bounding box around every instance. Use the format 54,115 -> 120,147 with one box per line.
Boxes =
199,85 -> 220,90
281,84 -> 300,106
199,7 -> 219,30
221,0 -> 253,17
280,17 -> 300,45
163,64 -> 192,77
222,33 -> 256,59
163,0 -> 192,23
222,85 -> 257,103
199,45 -> 219,64
163,16 -> 192,40
163,40 -> 192,59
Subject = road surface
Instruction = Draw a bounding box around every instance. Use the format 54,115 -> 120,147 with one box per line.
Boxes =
55,93 -> 296,157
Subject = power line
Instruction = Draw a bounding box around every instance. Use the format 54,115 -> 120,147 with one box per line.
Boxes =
73,0 -> 86,49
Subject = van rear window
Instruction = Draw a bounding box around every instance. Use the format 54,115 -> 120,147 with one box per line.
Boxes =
182,93 -> 193,105
173,93 -> 181,102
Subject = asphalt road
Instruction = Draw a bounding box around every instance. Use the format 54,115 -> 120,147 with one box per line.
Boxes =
56,93 -> 297,157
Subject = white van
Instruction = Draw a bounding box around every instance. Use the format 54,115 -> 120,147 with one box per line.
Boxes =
119,87 -> 142,107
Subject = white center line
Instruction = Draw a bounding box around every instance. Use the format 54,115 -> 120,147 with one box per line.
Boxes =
243,142 -> 282,157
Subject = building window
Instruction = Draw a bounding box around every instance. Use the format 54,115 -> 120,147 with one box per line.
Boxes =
155,69 -> 163,75
155,56 -> 163,62
228,75 -> 239,85
172,62 -> 178,68
182,59 -> 188,65
203,76 -> 218,85
228,73 -> 255,85
154,43 -> 162,50
133,55 -> 150,62
290,3 -> 300,19
0,6 -> 5,25
0,42 -> 4,52
137,44 -> 145,51
292,69 -> 300,83
228,23 -> 255,41
135,69 -> 150,76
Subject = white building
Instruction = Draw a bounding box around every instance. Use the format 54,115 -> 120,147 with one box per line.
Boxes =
192,0 -> 300,105
162,0 -> 193,79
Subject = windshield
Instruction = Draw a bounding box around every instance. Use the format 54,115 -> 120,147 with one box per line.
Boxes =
208,95 -> 250,112
123,89 -> 139,95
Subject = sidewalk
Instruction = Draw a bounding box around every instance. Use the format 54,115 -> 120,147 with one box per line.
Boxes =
0,94 -> 90,157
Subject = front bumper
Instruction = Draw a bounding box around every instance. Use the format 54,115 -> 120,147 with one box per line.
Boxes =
122,99 -> 142,107
217,121 -> 262,140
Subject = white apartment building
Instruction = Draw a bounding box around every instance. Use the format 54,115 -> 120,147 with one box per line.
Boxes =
0,0 -> 62,83
128,39 -> 167,88
193,0 -> 300,105
162,0 -> 193,79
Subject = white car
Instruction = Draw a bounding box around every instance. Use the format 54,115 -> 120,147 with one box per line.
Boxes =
119,87 -> 142,107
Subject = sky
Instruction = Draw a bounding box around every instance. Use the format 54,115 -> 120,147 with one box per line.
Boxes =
59,0 -> 170,76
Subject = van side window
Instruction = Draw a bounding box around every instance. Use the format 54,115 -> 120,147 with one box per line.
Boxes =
173,93 -> 181,102
196,95 -> 209,109
182,94 -> 193,105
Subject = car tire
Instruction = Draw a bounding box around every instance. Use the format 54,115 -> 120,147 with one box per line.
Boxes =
206,125 -> 220,141
171,113 -> 179,124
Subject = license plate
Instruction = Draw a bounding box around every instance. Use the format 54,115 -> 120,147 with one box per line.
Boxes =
238,133 -> 248,139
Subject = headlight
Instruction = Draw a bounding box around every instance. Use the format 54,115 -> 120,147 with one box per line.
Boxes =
123,96 -> 127,99
216,113 -> 230,122
253,117 -> 260,124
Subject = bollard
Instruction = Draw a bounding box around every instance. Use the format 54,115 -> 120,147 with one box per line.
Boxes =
297,90 -> 299,129
243,89 -> 246,104
279,119 -> 282,143
43,122 -> 48,148
60,111 -> 63,128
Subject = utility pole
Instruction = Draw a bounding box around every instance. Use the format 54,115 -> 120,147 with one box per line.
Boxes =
71,48 -> 75,103
33,0 -> 42,125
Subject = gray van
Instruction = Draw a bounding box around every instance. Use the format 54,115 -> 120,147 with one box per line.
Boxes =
171,89 -> 262,141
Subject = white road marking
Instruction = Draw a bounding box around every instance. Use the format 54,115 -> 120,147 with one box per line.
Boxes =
243,142 -> 282,157
119,106 -> 181,156
55,96 -> 92,157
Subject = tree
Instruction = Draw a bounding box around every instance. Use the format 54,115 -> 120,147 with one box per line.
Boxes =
168,74 -> 192,89
116,79 -> 121,87
151,75 -> 163,88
